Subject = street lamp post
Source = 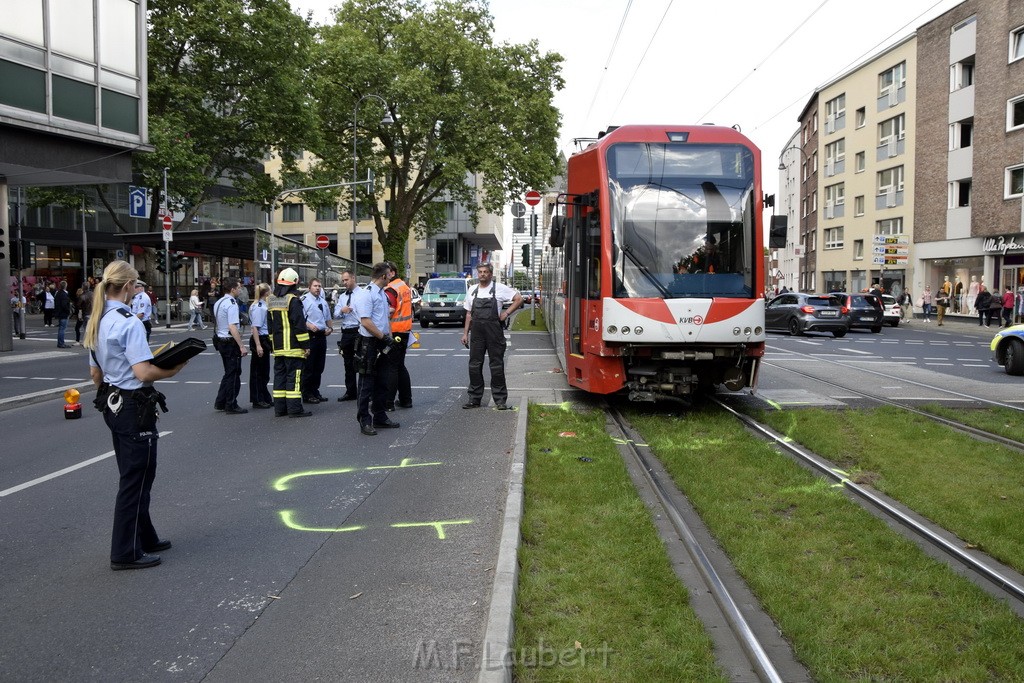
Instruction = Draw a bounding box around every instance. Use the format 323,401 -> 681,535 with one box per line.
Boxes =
352,94 -> 394,268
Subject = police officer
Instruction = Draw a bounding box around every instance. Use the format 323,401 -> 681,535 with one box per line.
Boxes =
384,261 -> 414,410
84,261 -> 186,570
248,283 -> 273,409
267,268 -> 312,417
131,280 -> 153,342
213,277 -> 249,414
300,278 -> 333,403
333,269 -> 360,402
354,262 -> 399,435
460,262 -> 522,410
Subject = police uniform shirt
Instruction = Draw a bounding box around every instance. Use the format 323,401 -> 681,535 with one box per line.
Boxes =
464,281 -> 519,312
301,291 -> 330,331
214,296 -> 240,339
89,300 -> 153,390
333,288 -> 360,330
249,300 -> 269,336
352,283 -> 390,338
131,291 -> 153,321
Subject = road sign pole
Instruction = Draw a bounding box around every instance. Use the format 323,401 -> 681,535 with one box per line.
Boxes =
530,208 -> 537,326
163,168 -> 172,329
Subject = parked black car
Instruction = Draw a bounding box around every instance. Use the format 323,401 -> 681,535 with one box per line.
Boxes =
765,292 -> 850,337
829,293 -> 884,333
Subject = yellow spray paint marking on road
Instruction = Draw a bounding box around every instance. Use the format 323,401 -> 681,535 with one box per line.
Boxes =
766,399 -> 783,411
279,510 -> 365,533
273,458 -> 442,491
390,520 -> 473,540
535,401 -> 572,411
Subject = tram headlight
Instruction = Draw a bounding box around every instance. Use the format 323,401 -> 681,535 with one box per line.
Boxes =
607,325 -> 617,334
744,327 -> 752,336
733,327 -> 741,336
754,326 -> 763,335
621,327 -> 630,335
634,326 -> 643,335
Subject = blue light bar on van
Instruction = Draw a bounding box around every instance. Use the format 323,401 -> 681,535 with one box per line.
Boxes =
666,132 -> 689,142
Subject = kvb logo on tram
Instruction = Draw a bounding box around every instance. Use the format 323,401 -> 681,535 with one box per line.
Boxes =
678,314 -> 704,325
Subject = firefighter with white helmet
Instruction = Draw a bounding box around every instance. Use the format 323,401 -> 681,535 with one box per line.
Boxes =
267,268 -> 312,417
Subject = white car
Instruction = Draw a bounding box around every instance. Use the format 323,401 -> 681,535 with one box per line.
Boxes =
881,294 -> 902,327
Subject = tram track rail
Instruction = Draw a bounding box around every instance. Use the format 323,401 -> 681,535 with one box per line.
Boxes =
711,396 -> 1024,610
604,403 -> 792,683
762,359 -> 1024,454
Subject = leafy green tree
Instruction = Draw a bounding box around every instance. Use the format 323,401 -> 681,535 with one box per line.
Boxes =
31,0 -> 318,232
305,0 -> 563,265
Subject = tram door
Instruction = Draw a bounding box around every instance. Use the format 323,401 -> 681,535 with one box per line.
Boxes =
566,198 -> 584,356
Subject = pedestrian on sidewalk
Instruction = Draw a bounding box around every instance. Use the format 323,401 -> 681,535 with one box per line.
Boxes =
131,281 -> 153,342
85,260 -> 187,571
43,284 -> 55,326
10,292 -> 26,336
899,289 -> 913,323
460,262 -> 523,410
975,285 -> 993,327
55,280 -> 72,347
920,286 -> 932,322
187,289 -> 206,330
1001,286 -> 1015,327
75,284 -> 92,343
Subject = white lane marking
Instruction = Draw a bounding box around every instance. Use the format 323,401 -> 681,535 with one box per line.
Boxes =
411,385 -> 440,389
0,351 -> 70,364
184,381 -> 212,384
3,376 -> 28,379
29,377 -> 57,380
924,363 -> 954,366
426,354 -> 448,357
963,364 -> 991,368
793,339 -> 823,346
0,431 -> 172,497
837,348 -> 874,355
0,380 -> 94,408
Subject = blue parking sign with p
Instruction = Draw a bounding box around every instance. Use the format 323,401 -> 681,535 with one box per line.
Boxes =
129,185 -> 149,218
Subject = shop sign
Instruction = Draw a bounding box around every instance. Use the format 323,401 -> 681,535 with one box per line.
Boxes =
982,234 -> 1024,255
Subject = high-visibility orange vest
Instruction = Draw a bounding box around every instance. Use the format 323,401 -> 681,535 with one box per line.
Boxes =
388,278 -> 413,333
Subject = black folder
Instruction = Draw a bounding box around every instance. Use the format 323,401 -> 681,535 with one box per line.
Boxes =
150,337 -> 207,369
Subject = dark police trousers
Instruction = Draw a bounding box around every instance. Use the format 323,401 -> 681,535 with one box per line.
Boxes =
249,334 -> 272,405
339,327 -> 359,397
386,333 -> 411,407
105,397 -> 160,562
302,331 -> 327,399
467,295 -> 507,405
215,338 -> 243,409
357,336 -> 391,427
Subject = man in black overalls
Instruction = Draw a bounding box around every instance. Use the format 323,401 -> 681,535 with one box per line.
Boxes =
460,263 -> 523,410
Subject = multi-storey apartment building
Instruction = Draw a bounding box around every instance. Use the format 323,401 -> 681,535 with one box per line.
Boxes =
788,96 -> 819,292
776,129 -> 802,291
915,1 -> 1024,313
813,35 -> 917,296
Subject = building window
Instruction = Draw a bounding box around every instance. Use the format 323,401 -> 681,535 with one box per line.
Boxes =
282,203 -> 304,222
878,114 -> 905,145
950,119 -> 974,149
825,139 -> 845,168
1007,96 -> 1024,131
853,239 -> 864,260
1006,165 -> 1024,198
101,88 -> 138,134
812,150 -> 818,174
825,93 -> 846,133
812,191 -> 817,213
948,180 -> 972,208
876,217 -> 903,236
315,206 -> 338,221
877,166 -> 905,195
0,59 -> 46,113
854,195 -> 865,216
1011,26 -> 1024,63
879,61 -> 907,97
824,227 -> 844,250
352,233 -> 373,264
855,107 -> 866,128
825,183 -> 845,213
855,151 -> 865,173
949,59 -> 974,91
801,197 -> 808,217
802,124 -> 809,144
348,202 -> 373,221
813,112 -> 818,132
435,238 -> 457,266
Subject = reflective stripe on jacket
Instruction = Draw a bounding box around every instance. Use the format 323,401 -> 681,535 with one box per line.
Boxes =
388,278 -> 413,333
268,293 -> 310,357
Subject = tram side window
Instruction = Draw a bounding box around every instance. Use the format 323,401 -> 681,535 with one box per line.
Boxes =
585,210 -> 601,298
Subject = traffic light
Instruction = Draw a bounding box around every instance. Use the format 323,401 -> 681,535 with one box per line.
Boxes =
170,252 -> 184,271
521,243 -> 530,268
0,223 -> 7,268
12,240 -> 31,269
156,250 -> 167,273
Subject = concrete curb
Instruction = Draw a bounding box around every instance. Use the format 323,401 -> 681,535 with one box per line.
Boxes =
0,381 -> 96,413
477,395 -> 528,683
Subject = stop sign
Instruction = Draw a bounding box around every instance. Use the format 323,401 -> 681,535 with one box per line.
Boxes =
316,234 -> 330,249
162,214 -> 173,230
525,190 -> 542,206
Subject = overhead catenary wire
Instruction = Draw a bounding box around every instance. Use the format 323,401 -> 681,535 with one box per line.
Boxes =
583,0 -> 634,125
608,0 -> 674,121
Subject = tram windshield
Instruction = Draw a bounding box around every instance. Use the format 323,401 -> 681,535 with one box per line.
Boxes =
607,142 -> 756,299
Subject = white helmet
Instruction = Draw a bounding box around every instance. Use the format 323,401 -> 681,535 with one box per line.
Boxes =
276,267 -> 299,285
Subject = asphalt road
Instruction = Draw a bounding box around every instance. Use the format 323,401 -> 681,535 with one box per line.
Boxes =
0,321 -> 533,681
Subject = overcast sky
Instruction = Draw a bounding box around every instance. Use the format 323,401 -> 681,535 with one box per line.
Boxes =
289,0 -> 965,245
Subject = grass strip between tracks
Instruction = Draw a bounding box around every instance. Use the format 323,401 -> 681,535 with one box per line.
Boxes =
514,404 -> 725,682
756,405 -> 1024,574
921,403 -> 1024,444
630,405 -> 1024,681
510,306 -> 546,332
